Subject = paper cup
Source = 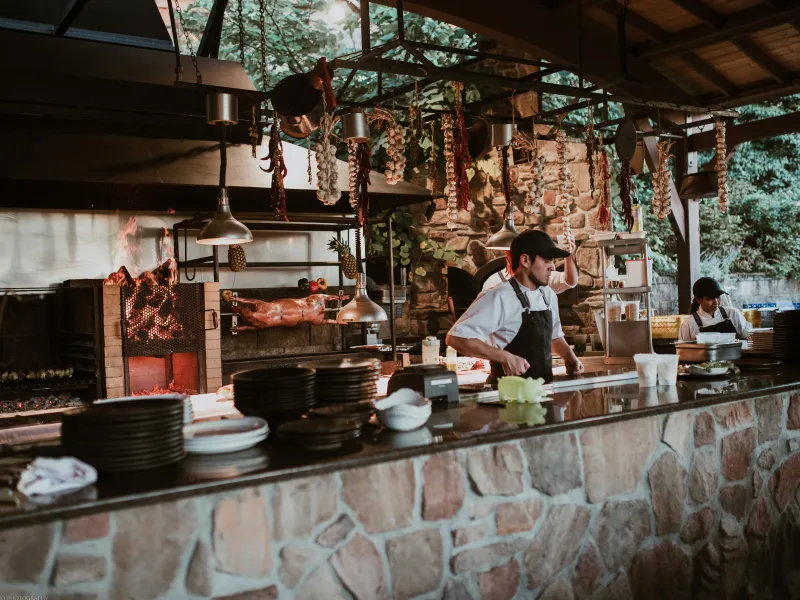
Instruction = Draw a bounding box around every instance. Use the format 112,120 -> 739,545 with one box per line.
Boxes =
657,355 -> 679,386
634,354 -> 658,387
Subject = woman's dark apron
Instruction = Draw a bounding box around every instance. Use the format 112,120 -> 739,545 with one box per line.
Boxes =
692,306 -> 739,336
489,278 -> 554,383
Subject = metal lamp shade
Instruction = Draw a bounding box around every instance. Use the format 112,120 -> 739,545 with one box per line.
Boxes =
679,171 -> 718,199
485,218 -> 519,250
206,93 -> 238,125
336,274 -> 388,323
197,188 -> 254,245
342,112 -> 370,143
490,123 -> 516,148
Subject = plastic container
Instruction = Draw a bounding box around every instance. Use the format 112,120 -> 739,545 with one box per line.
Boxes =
445,346 -> 458,373
607,302 -> 624,322
625,258 -> 653,288
656,355 -> 679,386
624,301 -> 640,321
421,336 -> 440,365
634,354 -> 659,387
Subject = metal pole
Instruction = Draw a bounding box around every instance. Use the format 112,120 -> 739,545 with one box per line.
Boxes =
173,223 -> 181,283
213,246 -> 220,283
360,0 -> 370,52
386,212 -> 397,363
396,0 -> 404,44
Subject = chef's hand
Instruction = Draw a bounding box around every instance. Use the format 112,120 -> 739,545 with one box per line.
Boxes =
501,352 -> 530,376
566,357 -> 584,375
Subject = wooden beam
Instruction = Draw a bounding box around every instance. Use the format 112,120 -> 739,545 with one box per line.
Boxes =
598,2 -> 670,45
54,0 -> 92,36
732,37 -> 789,83
698,72 -> 800,106
633,2 -> 800,61
668,0 -> 726,29
682,53 -> 735,96
370,0 -> 697,104
197,0 -> 230,58
688,111 -> 800,151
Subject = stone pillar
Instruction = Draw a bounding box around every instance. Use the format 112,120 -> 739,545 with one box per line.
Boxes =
204,282 -> 222,392
101,286 -> 124,398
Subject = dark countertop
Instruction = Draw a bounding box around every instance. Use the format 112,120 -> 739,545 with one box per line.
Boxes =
0,366 -> 798,530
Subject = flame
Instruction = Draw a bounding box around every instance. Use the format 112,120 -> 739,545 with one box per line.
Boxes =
160,228 -> 174,261
113,216 -> 141,277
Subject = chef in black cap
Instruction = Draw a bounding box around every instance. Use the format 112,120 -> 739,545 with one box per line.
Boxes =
446,230 -> 584,383
679,277 -> 752,341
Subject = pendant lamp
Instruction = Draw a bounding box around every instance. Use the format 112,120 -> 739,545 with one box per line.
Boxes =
336,226 -> 387,323
485,144 -> 519,250
197,93 -> 254,246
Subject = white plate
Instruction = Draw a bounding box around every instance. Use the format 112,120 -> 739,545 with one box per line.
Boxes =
184,417 -> 269,454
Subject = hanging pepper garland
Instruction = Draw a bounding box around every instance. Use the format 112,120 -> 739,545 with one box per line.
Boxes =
346,140 -> 371,229
652,139 -> 674,220
260,113 -> 288,220
597,137 -> 611,231
347,141 -> 359,210
452,83 -> 471,211
442,113 -> 458,229
619,158 -> 634,230
315,112 -> 341,205
249,106 -> 259,158
585,104 -> 596,198
715,119 -> 729,213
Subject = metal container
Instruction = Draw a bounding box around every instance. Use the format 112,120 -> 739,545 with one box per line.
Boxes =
489,123 -> 516,148
206,92 -> 238,125
342,112 -> 370,142
674,342 -> 742,363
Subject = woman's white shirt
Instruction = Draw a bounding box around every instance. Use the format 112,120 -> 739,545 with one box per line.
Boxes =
678,307 -> 752,341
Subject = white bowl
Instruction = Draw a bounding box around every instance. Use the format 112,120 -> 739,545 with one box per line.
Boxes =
376,401 -> 432,432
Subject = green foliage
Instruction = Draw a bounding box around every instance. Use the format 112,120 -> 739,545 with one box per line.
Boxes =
368,207 -> 464,275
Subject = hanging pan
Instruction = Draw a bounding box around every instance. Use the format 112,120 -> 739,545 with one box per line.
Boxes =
615,119 -> 638,161
269,58 -> 336,139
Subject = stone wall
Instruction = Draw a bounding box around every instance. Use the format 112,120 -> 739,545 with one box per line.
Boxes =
401,133 -> 605,338
651,274 -> 800,316
3,391 -> 800,599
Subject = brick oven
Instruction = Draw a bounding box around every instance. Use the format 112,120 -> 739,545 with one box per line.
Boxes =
101,282 -> 221,398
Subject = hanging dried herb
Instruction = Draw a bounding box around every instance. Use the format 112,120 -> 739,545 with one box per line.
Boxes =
598,145 -> 611,231
442,113 -> 457,229
585,104 -> 596,198
408,81 -> 422,168
652,139 -> 674,219
715,120 -> 729,212
619,158 -> 633,230
427,120 -> 439,195
368,107 -> 405,184
249,105 -> 259,158
452,83 -> 471,211
260,113 -> 288,220
355,142 -> 372,231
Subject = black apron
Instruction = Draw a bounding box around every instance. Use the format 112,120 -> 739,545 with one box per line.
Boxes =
692,306 -> 741,337
489,278 -> 554,384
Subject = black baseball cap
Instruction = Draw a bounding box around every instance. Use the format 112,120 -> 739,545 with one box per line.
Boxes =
693,277 -> 728,299
510,230 -> 570,263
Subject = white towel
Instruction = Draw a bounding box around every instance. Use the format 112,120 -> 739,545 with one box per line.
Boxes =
17,457 -> 97,497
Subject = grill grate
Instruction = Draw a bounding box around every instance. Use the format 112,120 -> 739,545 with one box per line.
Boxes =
120,283 -> 205,357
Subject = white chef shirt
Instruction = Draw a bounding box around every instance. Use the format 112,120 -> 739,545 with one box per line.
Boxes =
482,269 -> 575,295
448,279 -> 564,348
679,307 -> 752,341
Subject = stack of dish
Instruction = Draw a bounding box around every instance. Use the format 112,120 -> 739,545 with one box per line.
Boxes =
773,310 -> 800,361
746,329 -> 774,355
184,417 -> 269,454
308,403 -> 373,425
275,418 -> 362,451
232,367 -> 315,424
94,394 -> 193,424
61,399 -> 184,473
301,358 -> 381,405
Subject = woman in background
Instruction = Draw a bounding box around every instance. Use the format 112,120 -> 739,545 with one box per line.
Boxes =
679,277 -> 752,341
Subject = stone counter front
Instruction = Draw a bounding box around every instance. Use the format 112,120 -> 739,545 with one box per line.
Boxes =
2,391 -> 799,599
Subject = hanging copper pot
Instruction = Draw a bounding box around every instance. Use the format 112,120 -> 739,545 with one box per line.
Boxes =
467,117 -> 490,159
269,58 -> 335,139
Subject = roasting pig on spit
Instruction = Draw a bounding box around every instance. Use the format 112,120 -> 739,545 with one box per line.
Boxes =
231,294 -> 347,329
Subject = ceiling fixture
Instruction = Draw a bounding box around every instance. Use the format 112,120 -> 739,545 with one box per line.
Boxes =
485,131 -> 518,250
197,92 -> 254,246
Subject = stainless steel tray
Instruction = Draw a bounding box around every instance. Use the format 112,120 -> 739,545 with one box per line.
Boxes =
674,342 -> 743,363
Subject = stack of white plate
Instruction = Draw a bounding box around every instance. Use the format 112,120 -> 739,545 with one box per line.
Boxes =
746,329 -> 774,355
184,417 -> 269,455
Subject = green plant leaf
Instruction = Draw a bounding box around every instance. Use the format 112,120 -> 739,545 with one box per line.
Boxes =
433,248 -> 444,259
401,258 -> 411,266
415,266 -> 427,277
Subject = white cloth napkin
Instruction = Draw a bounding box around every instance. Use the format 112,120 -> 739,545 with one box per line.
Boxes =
17,457 -> 97,497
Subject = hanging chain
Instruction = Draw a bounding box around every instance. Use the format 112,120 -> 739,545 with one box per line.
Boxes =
236,0 -> 247,68
174,0 -> 202,83
257,0 -> 269,92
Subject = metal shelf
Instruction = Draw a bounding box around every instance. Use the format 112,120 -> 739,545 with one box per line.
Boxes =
602,286 -> 651,295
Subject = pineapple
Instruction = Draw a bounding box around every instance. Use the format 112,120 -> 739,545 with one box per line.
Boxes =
228,244 -> 247,272
328,237 -> 358,280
